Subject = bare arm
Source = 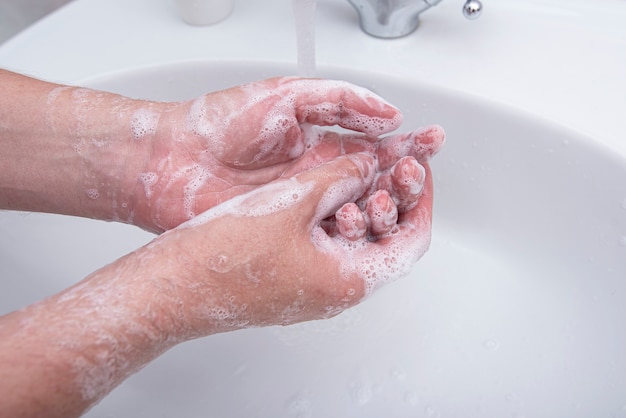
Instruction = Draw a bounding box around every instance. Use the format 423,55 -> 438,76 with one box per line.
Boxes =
0,150 -> 439,417
0,70 -> 404,232
0,69 -> 157,221
0,69 -> 444,417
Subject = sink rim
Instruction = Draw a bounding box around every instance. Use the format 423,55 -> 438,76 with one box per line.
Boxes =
80,58 -> 626,168
3,58 -> 626,416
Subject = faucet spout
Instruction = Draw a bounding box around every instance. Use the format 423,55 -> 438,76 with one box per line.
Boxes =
347,0 -> 439,38
348,0 -> 482,38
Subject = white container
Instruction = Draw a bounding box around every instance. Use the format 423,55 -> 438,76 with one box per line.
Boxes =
175,0 -> 234,26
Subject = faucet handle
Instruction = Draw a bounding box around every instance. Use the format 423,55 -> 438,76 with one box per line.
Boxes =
349,0 -> 483,39
462,0 -> 483,20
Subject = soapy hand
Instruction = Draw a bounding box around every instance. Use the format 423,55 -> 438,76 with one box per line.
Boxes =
0,69 -> 449,418
144,123 -> 445,334
139,143 -> 441,338
129,77 -> 403,233
1,141 -> 441,416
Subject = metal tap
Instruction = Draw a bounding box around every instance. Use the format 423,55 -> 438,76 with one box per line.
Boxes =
347,0 -> 483,38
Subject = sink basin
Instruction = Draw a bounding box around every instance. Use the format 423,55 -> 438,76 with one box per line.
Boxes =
2,61 -> 626,416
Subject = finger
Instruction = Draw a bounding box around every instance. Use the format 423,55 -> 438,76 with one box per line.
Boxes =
295,152 -> 377,222
360,162 -> 433,295
376,125 -> 445,170
365,190 -> 398,236
396,162 -> 433,232
335,203 -> 367,241
281,78 -> 403,135
179,153 -> 376,231
390,156 -> 426,212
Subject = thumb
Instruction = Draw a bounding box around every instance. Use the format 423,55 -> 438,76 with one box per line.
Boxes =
284,78 -> 403,135
295,152 -> 377,222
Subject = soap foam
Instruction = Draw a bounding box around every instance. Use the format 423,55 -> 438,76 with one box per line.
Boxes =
169,163 -> 214,219
130,108 -> 159,140
182,177 -> 314,228
253,100 -> 300,163
286,78 -> 402,132
366,190 -> 398,234
378,125 -> 445,168
335,203 -> 367,241
393,158 -> 426,195
186,97 -> 225,145
85,188 -> 100,200
139,172 -> 158,199
184,77 -> 401,170
312,203 -> 431,297
191,292 -> 250,329
17,269 -> 178,406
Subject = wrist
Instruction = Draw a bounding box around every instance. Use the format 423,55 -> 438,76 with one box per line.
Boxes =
45,87 -> 164,224
0,70 -> 171,224
0,249 -> 179,416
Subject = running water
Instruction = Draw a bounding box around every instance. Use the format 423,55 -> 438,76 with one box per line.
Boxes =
292,0 -> 317,77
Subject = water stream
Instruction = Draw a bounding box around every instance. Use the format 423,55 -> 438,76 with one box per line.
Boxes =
292,0 -> 317,77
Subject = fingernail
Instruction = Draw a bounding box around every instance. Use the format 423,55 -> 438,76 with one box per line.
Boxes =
393,157 -> 426,195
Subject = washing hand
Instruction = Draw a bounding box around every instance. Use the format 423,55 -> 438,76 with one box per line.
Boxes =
0,69 -> 445,418
0,72 -> 402,231
140,150 -> 437,338
127,77 -> 404,232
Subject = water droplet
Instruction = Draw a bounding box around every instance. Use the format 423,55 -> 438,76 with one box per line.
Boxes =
619,236 -> 626,247
562,139 -> 570,146
286,394 -> 312,418
390,367 -> 407,380
404,391 -> 419,406
424,405 -> 438,416
483,339 -> 500,351
85,188 -> 100,200
232,363 -> 248,377
349,383 -> 373,406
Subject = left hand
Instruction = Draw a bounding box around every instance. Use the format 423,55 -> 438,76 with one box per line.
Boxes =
127,77 -> 404,232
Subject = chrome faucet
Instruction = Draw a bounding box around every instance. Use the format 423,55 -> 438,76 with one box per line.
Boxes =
347,0 -> 483,38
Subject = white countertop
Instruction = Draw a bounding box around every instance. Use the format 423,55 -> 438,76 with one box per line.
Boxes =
1,0 -> 625,157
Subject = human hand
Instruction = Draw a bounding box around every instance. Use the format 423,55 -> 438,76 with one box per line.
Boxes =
127,77 -> 403,232
0,120 -> 442,416
0,70 -> 448,418
0,72 -> 404,231
134,125 -> 443,338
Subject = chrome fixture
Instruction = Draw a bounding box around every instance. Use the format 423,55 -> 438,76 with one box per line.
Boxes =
348,0 -> 483,38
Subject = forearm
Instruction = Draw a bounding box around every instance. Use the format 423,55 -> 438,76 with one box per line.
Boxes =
0,69 -> 160,222
0,250 -> 181,417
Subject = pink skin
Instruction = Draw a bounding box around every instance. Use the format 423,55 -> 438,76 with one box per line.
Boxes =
336,202 -> 367,241
365,189 -> 399,236
130,77 -> 404,233
0,70 -> 447,417
282,124 -> 444,242
127,79 -> 444,241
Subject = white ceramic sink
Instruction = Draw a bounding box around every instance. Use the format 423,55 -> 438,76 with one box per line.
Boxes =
2,60 -> 626,416
1,0 -> 626,416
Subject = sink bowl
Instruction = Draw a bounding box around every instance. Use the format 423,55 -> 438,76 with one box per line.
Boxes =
2,61 -> 626,417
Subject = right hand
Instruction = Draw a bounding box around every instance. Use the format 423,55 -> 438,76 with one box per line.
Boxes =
132,126 -> 443,340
